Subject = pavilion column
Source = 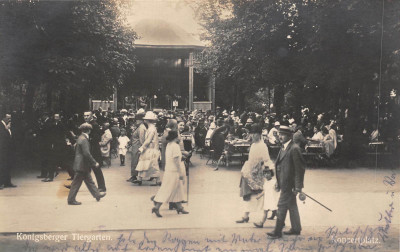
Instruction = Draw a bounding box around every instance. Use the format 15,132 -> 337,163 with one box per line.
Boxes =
209,75 -> 215,112
188,52 -> 194,111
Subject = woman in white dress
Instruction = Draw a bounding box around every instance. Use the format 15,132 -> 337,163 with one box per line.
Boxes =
236,124 -> 274,223
151,131 -> 189,217
136,111 -> 161,186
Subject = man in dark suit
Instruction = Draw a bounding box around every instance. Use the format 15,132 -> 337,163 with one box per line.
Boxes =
268,126 -> 305,239
67,123 -> 106,205
42,113 -> 66,182
293,125 -> 308,149
0,114 -> 17,189
84,111 -> 106,192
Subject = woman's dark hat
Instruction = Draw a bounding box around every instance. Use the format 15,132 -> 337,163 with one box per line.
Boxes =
166,130 -> 179,141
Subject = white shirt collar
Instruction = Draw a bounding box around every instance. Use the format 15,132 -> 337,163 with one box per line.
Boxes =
283,140 -> 292,150
83,133 -> 89,139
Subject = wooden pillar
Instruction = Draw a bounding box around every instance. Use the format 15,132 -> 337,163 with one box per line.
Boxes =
189,52 -> 194,111
210,75 -> 215,111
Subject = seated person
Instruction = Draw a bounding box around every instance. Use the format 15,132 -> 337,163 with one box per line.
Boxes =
322,126 -> 335,158
311,126 -> 324,142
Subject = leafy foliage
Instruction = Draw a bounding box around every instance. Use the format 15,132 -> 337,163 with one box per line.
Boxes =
0,0 -> 137,116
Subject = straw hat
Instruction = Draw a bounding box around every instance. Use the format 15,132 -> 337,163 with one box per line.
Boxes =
143,111 -> 158,121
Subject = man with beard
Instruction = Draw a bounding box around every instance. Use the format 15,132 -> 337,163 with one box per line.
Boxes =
84,111 -> 106,192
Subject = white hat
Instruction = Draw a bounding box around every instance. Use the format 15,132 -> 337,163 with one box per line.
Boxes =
289,118 -> 295,124
246,118 -> 253,123
274,121 -> 281,126
143,111 -> 158,121
136,108 -> 145,115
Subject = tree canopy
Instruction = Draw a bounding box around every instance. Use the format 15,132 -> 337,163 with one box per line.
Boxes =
196,0 -> 400,121
0,0 -> 137,118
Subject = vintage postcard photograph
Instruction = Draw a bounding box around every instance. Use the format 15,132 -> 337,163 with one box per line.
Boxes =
0,0 -> 399,251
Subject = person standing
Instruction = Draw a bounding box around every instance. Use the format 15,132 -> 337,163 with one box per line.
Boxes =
84,111 -> 106,192
99,123 -> 112,167
0,114 -> 17,189
135,111 -> 161,186
128,110 -> 146,182
151,131 -> 188,217
67,123 -> 106,205
42,113 -> 66,182
267,126 -> 305,239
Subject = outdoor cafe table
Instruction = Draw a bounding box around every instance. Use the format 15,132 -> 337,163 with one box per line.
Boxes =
223,140 -> 251,167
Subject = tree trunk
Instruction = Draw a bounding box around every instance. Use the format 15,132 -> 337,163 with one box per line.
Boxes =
273,84 -> 285,117
24,83 -> 36,124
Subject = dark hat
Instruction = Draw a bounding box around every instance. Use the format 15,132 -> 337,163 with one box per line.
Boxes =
135,113 -> 144,120
166,130 -> 178,141
279,125 -> 293,135
250,124 -> 262,134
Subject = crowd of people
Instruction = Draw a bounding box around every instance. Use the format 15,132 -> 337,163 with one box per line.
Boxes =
0,105 -> 398,238
0,106 -> 398,191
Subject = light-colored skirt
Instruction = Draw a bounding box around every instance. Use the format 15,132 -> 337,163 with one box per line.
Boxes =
136,148 -> 160,179
154,171 -> 185,203
119,147 -> 128,156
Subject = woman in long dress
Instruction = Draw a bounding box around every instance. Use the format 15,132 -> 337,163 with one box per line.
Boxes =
236,124 -> 274,223
135,111 -> 161,185
151,130 -> 189,217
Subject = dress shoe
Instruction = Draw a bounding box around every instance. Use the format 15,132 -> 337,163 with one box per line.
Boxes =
64,185 -> 71,189
96,192 -> 106,201
236,217 -> 249,223
169,203 -> 177,210
42,178 -> 53,182
132,180 -> 142,185
126,177 -> 134,182
267,210 -> 277,220
152,207 -> 162,217
37,175 -> 46,179
253,222 -> 264,228
4,183 -> 17,188
176,208 -> 189,214
267,232 -> 282,239
68,201 -> 82,205
99,189 -> 106,193
283,229 -> 301,235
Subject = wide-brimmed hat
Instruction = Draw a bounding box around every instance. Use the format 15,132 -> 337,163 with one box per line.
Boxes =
246,118 -> 254,124
274,121 -> 281,126
279,125 -> 293,135
143,111 -> 158,121
78,123 -> 93,131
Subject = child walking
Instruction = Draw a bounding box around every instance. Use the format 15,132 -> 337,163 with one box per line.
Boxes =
118,128 -> 130,166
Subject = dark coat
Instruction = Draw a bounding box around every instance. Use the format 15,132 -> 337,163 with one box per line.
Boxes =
275,141 -> 305,193
89,121 -> 102,163
293,130 -> 308,149
73,134 -> 97,172
0,121 -> 12,162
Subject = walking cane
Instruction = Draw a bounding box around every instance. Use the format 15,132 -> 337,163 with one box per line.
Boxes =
299,192 -> 332,212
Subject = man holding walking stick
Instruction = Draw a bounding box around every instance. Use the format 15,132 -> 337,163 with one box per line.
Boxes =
267,125 -> 305,239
